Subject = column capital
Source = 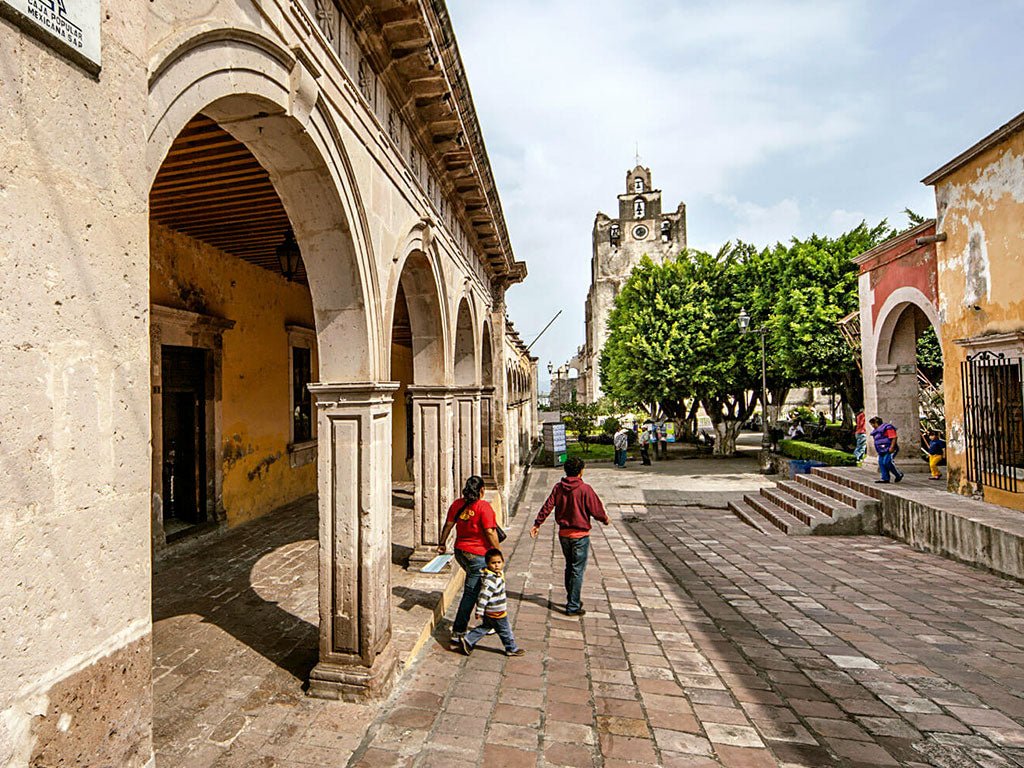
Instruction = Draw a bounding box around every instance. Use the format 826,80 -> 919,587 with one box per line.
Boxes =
406,384 -> 455,399
310,381 -> 400,408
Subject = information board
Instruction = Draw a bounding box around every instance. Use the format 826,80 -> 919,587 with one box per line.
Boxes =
543,422 -> 567,466
1,0 -> 101,74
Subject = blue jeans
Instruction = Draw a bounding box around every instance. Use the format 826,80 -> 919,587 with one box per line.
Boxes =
559,535 -> 590,613
614,448 -> 626,467
878,451 -> 902,482
465,615 -> 519,653
453,550 -> 487,634
854,434 -> 867,463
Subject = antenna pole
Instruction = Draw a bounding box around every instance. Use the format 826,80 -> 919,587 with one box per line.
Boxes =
525,310 -> 562,352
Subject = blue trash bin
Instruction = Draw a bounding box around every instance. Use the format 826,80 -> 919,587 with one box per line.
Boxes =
789,459 -> 826,479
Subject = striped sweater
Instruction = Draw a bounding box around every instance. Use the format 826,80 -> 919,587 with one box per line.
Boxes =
475,569 -> 508,618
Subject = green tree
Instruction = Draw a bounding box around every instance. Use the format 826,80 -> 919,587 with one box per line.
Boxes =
599,245 -> 762,455
768,222 -> 891,424
560,400 -> 600,452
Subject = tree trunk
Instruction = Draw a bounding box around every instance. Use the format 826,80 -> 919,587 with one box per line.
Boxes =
712,419 -> 742,456
767,386 -> 789,426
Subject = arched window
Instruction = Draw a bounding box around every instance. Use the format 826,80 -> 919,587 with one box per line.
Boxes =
634,177 -> 644,193
661,220 -> 671,242
634,198 -> 645,219
610,223 -> 620,245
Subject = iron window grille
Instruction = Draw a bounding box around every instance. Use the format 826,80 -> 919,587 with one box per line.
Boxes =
961,350 -> 1024,493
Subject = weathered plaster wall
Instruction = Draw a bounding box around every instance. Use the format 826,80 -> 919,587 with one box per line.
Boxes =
934,130 -> 1024,506
0,0 -> 152,764
150,222 -> 318,525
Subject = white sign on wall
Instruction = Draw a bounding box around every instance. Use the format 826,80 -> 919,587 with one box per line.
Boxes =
1,0 -> 101,74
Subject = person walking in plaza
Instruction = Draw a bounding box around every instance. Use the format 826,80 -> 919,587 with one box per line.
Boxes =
639,421 -> 652,466
613,426 -> 629,468
926,430 -> 946,481
853,410 -> 868,464
869,417 -> 904,484
437,475 -> 500,648
650,421 -> 662,460
531,457 -> 609,616
658,420 -> 669,458
459,548 -> 525,657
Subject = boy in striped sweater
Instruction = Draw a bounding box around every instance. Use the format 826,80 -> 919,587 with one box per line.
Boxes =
460,549 -> 525,657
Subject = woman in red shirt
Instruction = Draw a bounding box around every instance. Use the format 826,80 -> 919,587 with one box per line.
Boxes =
437,475 -> 500,646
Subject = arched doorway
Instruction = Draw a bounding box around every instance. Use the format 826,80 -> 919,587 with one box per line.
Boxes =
148,37 -> 392,705
480,321 -> 495,482
388,247 -> 449,566
452,298 -> 480,492
872,295 -> 944,454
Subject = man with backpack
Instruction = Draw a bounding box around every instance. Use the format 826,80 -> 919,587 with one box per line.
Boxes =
869,417 -> 904,484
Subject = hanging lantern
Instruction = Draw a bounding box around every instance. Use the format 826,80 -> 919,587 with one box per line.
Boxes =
276,228 -> 301,281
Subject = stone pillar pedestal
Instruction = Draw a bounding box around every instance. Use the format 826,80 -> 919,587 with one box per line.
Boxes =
407,386 -> 454,568
307,382 -> 398,701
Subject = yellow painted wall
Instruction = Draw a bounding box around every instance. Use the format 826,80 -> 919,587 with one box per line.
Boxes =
150,221 -> 319,525
391,343 -> 413,482
935,130 -> 1024,510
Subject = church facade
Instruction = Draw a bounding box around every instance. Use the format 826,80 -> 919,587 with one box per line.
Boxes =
570,166 -> 688,402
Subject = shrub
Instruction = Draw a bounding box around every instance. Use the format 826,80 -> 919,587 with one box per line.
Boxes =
779,439 -> 856,467
602,417 -> 621,435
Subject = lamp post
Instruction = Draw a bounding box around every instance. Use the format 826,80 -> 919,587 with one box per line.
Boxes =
738,308 -> 771,451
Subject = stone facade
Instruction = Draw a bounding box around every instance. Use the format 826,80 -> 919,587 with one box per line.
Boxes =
568,165 -> 687,402
0,1 -> 533,764
923,111 -> 1024,511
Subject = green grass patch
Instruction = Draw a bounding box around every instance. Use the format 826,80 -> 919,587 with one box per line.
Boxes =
779,439 -> 856,467
536,442 -> 632,464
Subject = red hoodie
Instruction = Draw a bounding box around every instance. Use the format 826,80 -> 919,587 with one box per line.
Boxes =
534,475 -> 608,538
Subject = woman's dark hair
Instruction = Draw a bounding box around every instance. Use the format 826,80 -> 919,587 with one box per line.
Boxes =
462,475 -> 485,503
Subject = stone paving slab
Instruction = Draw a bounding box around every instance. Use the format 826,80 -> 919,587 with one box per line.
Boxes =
349,465 -> 1024,767
152,496 -> 459,767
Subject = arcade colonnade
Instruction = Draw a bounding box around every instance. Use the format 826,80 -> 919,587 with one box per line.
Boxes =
0,0 -> 534,765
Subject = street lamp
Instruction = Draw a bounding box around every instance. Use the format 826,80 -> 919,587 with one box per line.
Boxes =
548,362 -> 566,407
738,308 -> 771,451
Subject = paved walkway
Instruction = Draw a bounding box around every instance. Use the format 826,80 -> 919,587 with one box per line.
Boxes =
153,455 -> 1024,767
350,462 -> 1024,768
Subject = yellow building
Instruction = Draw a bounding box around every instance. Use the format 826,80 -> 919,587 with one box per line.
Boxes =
924,110 -> 1024,511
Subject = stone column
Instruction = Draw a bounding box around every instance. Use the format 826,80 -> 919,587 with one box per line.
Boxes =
308,382 -> 398,701
480,387 -> 496,484
407,386 -> 454,567
451,386 -> 482,488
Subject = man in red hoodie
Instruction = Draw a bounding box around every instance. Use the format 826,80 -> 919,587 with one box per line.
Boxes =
530,457 -> 609,616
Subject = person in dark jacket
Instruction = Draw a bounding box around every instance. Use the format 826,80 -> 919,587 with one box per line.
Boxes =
869,417 -> 904,484
530,457 -> 609,616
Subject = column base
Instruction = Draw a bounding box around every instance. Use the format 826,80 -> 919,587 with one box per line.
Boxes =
407,546 -> 447,571
307,643 -> 397,701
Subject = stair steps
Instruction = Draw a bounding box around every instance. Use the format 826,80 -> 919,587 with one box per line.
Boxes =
730,467 -> 881,536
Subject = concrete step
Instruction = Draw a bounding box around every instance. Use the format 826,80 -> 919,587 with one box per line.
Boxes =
778,480 -> 858,520
795,473 -> 877,510
745,493 -> 811,535
812,467 -> 884,500
759,486 -> 833,529
727,500 -> 777,536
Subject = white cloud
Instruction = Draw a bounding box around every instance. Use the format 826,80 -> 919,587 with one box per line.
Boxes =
448,0 -> 1024,373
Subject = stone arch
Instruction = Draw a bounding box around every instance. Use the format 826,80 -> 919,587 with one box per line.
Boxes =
453,298 -> 476,387
875,288 -> 943,367
147,29 -> 380,380
868,287 -> 944,449
387,226 -> 450,386
480,320 -> 494,387
148,29 -> 397,701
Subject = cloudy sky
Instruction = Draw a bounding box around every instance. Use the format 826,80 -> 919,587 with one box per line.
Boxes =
447,1 -> 1024,387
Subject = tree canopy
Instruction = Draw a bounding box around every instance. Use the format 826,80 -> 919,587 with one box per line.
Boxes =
598,221 -> 893,452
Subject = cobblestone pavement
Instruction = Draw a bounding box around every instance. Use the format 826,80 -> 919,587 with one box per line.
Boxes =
153,456 -> 1024,767
152,496 -> 454,768
350,462 -> 1024,768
